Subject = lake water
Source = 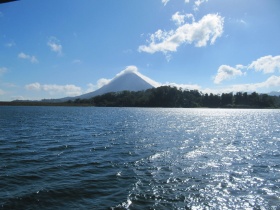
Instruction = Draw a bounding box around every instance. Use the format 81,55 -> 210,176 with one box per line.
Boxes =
0,106 -> 280,209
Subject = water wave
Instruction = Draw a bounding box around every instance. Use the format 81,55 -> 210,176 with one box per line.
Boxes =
0,107 -> 279,209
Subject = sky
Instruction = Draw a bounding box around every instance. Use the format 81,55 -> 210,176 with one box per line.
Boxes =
0,0 -> 280,101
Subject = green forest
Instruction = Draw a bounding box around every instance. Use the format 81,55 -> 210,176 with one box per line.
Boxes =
69,86 -> 280,108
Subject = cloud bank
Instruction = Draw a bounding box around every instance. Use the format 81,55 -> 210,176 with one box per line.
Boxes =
25,83 -> 82,96
214,55 -> 280,84
138,13 -> 224,54
212,55 -> 280,94
216,75 -> 280,93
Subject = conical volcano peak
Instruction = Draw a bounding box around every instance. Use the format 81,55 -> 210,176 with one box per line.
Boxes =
115,65 -> 139,77
74,66 -> 159,100
111,66 -> 159,87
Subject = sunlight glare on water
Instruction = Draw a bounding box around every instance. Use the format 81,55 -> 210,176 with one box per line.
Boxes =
0,107 -> 279,209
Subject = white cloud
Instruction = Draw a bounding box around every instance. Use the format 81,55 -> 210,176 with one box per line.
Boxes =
214,55 -> 280,85
97,78 -> 111,88
116,65 -> 138,77
84,79 -> 111,93
263,75 -> 280,87
162,82 -> 201,90
25,83 -> 82,96
86,83 -> 96,93
84,67 -> 138,93
139,13 -> 224,54
43,84 -> 81,96
25,82 -> 41,91
186,13 -> 195,22
47,37 -> 62,55
18,52 -> 38,63
162,0 -> 206,5
203,75 -> 280,94
172,12 -> 186,26
0,67 -> 7,75
214,65 -> 244,84
248,55 -> 280,74
235,64 -> 247,70
160,0 -> 207,11
224,76 -> 280,93
117,66 -> 160,87
172,12 -> 195,26
194,0 -> 208,11
162,0 -> 170,6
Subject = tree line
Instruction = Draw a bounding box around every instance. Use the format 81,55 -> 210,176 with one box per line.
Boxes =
69,86 -> 280,108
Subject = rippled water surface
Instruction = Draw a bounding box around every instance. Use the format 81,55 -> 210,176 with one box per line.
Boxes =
0,106 -> 280,209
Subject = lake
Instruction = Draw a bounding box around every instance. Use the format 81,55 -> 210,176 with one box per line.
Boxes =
0,106 -> 280,209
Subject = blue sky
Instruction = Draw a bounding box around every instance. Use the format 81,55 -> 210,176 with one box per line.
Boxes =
0,0 -> 280,101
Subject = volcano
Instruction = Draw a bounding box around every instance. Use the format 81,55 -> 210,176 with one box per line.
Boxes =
78,71 -> 156,99
53,67 -> 158,102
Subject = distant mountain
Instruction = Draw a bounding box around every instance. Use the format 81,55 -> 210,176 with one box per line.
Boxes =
78,71 -> 155,100
268,91 -> 280,96
54,70 -> 157,102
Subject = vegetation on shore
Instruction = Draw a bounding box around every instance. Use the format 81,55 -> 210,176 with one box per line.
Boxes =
1,86 -> 279,108
70,86 -> 280,108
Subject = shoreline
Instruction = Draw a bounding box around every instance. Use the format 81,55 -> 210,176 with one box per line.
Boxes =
0,101 -> 278,109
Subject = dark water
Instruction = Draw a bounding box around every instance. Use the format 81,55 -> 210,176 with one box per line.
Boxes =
0,106 -> 280,209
